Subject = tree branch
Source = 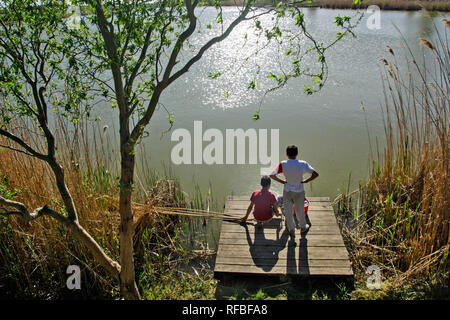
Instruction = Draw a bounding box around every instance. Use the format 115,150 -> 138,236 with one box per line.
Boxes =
160,0 -> 198,86
167,2 -> 252,87
123,0 -> 172,96
0,196 -> 121,278
129,0 -> 251,144
93,0 -> 129,117
0,196 -> 63,223
0,128 -> 48,161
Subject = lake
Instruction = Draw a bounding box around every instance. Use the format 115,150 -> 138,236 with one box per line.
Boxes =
97,7 -> 448,206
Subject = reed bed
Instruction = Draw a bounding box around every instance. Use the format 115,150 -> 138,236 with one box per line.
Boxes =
313,0 -> 450,11
0,116 -> 221,299
335,20 -> 449,297
200,0 -> 450,11
0,121 -> 119,298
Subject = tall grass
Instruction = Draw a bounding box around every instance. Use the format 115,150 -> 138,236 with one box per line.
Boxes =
336,20 -> 449,296
199,0 -> 450,11
0,115 -> 218,299
0,118 -> 120,298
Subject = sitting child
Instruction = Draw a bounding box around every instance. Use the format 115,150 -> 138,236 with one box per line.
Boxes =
241,176 -> 281,225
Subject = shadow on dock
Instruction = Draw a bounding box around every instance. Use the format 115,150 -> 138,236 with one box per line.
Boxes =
243,222 -> 289,272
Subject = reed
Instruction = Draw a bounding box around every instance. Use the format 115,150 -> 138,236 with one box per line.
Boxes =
0,119 -> 119,298
313,0 -> 450,11
198,0 -> 450,11
0,115 -> 220,298
336,20 -> 449,296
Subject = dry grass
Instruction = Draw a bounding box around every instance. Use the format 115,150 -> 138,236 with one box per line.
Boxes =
313,0 -> 450,11
202,0 -> 450,11
0,116 -> 203,298
0,127 -> 118,297
335,20 -> 449,296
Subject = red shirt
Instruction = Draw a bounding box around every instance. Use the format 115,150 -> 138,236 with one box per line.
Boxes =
250,189 -> 277,221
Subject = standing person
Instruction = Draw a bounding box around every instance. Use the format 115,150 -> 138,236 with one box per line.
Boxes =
270,145 -> 319,237
241,176 -> 281,225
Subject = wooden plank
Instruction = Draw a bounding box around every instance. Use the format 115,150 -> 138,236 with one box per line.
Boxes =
225,200 -> 333,205
227,196 -> 330,202
222,224 -> 342,234
218,237 -> 345,247
218,238 -> 346,247
222,212 -> 336,221
216,245 -> 350,260
225,202 -> 334,210
215,257 -> 350,267
222,217 -> 337,226
222,215 -> 336,225
224,208 -> 334,214
218,231 -> 344,239
224,207 -> 335,214
221,219 -> 339,227
218,231 -> 344,240
214,264 -> 353,276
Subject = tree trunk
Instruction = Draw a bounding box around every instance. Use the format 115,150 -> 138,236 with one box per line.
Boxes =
118,139 -> 141,300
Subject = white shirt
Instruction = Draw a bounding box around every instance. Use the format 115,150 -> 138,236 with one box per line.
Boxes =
271,159 -> 315,193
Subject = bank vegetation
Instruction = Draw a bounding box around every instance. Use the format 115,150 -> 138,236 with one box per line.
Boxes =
335,20 -> 449,299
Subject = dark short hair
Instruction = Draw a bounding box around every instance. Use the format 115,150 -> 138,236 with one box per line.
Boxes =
286,145 -> 298,157
260,175 -> 271,187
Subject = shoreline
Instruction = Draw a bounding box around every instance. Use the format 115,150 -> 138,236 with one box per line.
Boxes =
198,1 -> 450,11
72,1 -> 450,17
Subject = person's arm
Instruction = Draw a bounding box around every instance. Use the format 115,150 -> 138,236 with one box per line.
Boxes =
241,202 -> 254,222
270,162 -> 286,185
273,203 -> 281,217
302,170 -> 319,184
270,174 -> 286,185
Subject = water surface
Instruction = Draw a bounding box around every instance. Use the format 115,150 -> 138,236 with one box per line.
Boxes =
100,8 -> 448,205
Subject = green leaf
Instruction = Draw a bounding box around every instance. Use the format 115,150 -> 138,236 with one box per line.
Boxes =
303,85 -> 314,95
267,73 -> 277,80
248,80 -> 258,90
295,12 -> 304,26
208,71 -> 222,79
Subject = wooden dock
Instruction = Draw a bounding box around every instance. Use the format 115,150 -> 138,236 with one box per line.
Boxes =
214,196 -> 353,278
